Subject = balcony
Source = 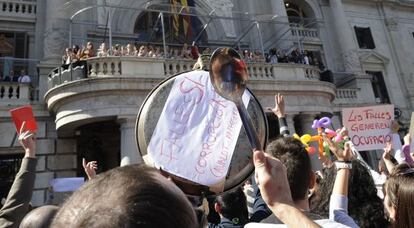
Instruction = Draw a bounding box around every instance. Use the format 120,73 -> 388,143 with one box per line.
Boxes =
290,26 -> 320,43
0,0 -> 36,22
48,57 -> 323,89
0,82 -> 31,105
45,57 -> 336,132
332,88 -> 372,110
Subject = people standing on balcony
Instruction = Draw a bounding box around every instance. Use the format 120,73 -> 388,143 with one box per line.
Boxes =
72,45 -> 80,59
147,45 -> 155,58
124,43 -> 134,56
97,42 -> 108,57
137,45 -> 148,57
172,48 -> 181,59
268,48 -> 278,64
78,41 -> 95,60
18,69 -> 31,83
154,46 -> 163,58
181,43 -> 192,59
202,47 -> 211,55
62,48 -> 77,65
3,70 -> 13,82
164,46 -> 171,58
112,44 -> 121,56
191,42 -> 199,60
243,50 -> 251,62
303,51 -> 310,65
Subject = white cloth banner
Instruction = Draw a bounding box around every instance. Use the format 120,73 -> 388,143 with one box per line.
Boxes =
342,104 -> 394,151
148,71 -> 250,186
50,177 -> 85,192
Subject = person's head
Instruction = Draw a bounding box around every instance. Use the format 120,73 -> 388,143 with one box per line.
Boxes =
266,137 -> 314,202
65,48 -> 72,55
20,69 -> 26,75
86,41 -> 93,50
100,42 -> 107,51
52,164 -> 198,228
20,205 -> 59,228
72,45 -> 80,53
384,164 -> 414,228
9,70 -> 14,76
214,187 -> 248,224
310,160 -> 389,227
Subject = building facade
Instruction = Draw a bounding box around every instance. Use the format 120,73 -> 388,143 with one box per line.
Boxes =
0,0 -> 413,206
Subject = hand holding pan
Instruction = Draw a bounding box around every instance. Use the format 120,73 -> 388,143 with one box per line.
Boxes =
209,47 -> 262,150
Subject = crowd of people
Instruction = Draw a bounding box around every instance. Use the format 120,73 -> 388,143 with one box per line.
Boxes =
0,89 -> 413,227
0,69 -> 31,83
61,41 -> 324,70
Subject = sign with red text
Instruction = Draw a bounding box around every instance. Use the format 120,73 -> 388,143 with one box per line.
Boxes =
342,105 -> 394,151
409,112 -> 414,153
147,71 -> 250,186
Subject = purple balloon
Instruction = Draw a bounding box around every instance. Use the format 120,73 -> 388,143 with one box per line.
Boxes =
311,117 -> 332,129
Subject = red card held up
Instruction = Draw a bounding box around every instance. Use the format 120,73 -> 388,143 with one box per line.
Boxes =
9,105 -> 37,133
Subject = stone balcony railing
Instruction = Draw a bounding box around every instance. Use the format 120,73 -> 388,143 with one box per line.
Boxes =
291,27 -> 319,40
0,0 -> 36,21
334,88 -> 361,105
47,57 -> 322,89
0,82 -> 30,105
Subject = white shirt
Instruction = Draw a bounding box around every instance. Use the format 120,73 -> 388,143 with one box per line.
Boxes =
18,75 -> 31,83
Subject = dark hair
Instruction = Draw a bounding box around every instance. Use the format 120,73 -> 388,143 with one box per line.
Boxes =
72,45 -> 80,52
385,164 -> 414,228
215,187 -> 248,224
310,160 -> 389,228
20,205 -> 59,228
266,137 -> 311,201
52,165 -> 198,228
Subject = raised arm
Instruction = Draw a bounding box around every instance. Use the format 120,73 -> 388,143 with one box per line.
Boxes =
82,158 -> 98,180
323,135 -> 358,228
268,93 -> 290,137
253,150 -> 320,227
0,122 -> 37,227
382,142 -> 396,174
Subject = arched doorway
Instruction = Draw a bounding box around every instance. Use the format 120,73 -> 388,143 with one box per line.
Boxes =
284,0 -> 316,26
133,11 -> 208,45
76,120 -> 120,177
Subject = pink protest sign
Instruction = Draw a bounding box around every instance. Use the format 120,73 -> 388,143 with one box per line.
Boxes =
147,71 -> 250,186
342,105 -> 394,151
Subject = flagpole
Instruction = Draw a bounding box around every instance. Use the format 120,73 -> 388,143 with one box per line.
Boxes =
160,12 -> 167,59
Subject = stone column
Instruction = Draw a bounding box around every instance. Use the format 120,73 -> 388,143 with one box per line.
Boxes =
299,113 -> 322,171
43,0 -> 71,63
118,117 -> 142,166
269,0 -> 293,49
329,0 -> 362,73
383,17 -> 414,115
34,0 -> 46,60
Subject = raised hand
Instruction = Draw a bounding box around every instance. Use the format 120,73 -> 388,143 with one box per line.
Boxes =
267,93 -> 285,118
382,141 -> 392,160
253,150 -> 292,208
18,121 -> 36,158
322,133 -> 353,162
82,158 -> 98,180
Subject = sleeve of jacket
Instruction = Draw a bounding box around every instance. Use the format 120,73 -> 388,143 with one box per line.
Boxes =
0,157 -> 37,228
278,117 -> 290,137
249,185 -> 272,223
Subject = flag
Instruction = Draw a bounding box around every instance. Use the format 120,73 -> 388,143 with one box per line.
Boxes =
181,0 -> 193,38
171,0 -> 180,38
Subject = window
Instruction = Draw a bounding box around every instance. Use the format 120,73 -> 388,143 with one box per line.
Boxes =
354,26 -> 375,49
367,71 -> 390,104
0,154 -> 23,205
